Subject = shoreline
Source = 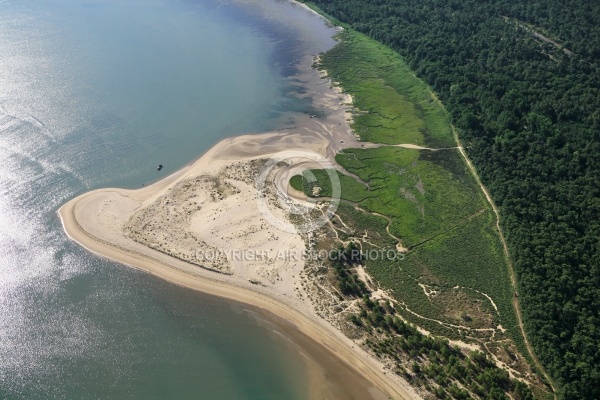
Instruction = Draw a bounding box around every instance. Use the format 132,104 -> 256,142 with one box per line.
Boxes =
58,192 -> 408,400
58,8 -> 420,397
58,1 -> 420,400
58,129 -> 419,400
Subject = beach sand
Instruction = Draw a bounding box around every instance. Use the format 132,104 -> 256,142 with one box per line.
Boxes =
59,54 -> 421,400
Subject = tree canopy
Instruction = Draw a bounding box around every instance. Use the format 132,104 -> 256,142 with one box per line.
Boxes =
306,1 -> 600,398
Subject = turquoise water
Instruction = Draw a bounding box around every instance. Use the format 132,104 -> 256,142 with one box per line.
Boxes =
0,0 -> 338,398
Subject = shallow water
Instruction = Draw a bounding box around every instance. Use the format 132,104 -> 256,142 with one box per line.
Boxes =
0,0 -> 339,398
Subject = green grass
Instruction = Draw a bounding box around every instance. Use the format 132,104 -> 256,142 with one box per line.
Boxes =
334,203 -> 397,247
290,169 -> 373,203
410,212 -> 510,307
336,147 -> 484,246
289,174 -> 304,192
363,211 -> 515,328
319,30 -> 455,147
295,147 -> 486,247
291,27 -> 523,369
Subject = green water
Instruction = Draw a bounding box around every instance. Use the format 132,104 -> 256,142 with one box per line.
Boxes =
0,0 -> 339,398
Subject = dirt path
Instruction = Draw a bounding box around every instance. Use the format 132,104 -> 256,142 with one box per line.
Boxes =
295,135 -> 557,395
361,142 -> 459,151
456,143 -> 558,397
503,16 -> 573,57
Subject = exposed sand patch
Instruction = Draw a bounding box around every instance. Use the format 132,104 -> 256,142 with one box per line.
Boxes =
59,52 -> 420,400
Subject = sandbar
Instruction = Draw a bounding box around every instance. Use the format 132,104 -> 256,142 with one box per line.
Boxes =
59,53 -> 420,400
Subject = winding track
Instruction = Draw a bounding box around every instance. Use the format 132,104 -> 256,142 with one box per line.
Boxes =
288,112 -> 557,394
315,138 -> 558,395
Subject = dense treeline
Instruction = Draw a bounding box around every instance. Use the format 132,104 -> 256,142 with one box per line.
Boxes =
306,1 -> 599,398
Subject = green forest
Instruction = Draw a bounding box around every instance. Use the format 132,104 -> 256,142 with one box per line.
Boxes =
304,0 -> 599,398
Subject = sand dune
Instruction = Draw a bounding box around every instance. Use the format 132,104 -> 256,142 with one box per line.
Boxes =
59,54 -> 420,400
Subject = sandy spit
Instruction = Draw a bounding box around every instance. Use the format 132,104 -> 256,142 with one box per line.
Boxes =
58,52 -> 420,400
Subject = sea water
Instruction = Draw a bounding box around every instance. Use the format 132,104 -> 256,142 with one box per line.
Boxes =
0,0 -> 337,398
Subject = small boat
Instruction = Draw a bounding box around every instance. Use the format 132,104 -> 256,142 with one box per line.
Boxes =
157,164 -> 163,171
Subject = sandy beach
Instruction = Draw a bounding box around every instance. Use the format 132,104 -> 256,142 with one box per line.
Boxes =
59,53 -> 421,400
